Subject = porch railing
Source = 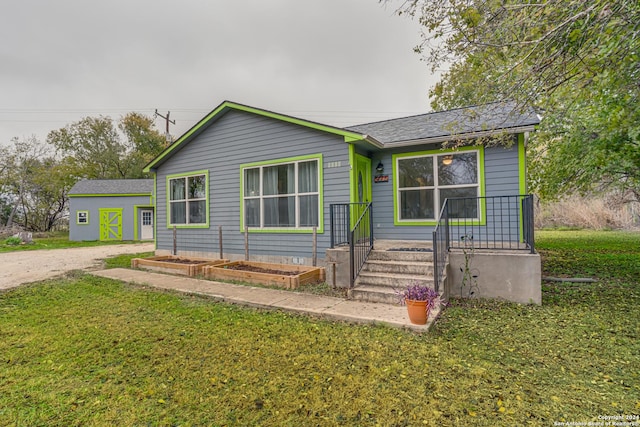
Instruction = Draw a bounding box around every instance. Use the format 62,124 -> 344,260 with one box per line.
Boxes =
432,194 -> 535,291
329,202 -> 373,286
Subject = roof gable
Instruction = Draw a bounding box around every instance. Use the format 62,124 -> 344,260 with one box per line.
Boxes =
69,179 -> 153,196
347,102 -> 540,145
144,101 -> 376,172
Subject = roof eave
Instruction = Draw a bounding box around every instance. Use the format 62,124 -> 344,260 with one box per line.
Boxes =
381,125 -> 537,148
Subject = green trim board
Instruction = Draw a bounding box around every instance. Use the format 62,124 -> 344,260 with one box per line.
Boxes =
165,169 -> 210,229
392,145 -> 486,226
76,210 -> 89,225
518,133 -> 527,195
144,101 -> 375,172
239,153 -> 324,234
69,193 -> 151,198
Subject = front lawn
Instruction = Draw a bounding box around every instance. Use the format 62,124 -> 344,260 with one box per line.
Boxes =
0,231 -> 138,253
0,230 -> 638,426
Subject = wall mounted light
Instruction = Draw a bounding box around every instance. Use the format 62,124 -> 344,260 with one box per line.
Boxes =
376,162 -> 384,173
442,155 -> 454,166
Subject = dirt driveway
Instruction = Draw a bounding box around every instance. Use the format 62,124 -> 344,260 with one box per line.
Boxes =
0,243 -> 154,291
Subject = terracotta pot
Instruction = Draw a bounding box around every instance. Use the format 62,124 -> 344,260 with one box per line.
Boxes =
405,299 -> 430,325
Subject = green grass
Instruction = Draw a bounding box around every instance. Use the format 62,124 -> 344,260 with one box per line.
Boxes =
0,230 -> 638,426
0,231 -> 139,253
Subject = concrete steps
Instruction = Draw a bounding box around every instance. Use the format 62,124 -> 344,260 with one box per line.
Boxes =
349,244 -> 436,304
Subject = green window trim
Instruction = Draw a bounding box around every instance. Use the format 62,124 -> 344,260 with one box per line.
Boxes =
392,146 -> 486,226
76,210 -> 89,225
165,170 -> 210,229
240,153 -> 324,234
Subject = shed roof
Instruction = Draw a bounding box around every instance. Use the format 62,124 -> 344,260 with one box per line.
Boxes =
69,179 -> 153,196
347,102 -> 540,145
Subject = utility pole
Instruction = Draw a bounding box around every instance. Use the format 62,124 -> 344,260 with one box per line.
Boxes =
154,109 -> 176,145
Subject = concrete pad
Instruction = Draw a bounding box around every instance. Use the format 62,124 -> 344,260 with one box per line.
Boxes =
270,294 -> 343,313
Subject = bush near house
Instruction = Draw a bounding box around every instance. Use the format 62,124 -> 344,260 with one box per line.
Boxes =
0,230 -> 638,426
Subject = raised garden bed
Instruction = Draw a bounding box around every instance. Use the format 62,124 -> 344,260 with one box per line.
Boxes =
204,261 -> 325,289
131,256 -> 229,277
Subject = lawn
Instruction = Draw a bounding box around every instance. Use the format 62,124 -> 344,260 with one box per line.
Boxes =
0,231 -> 137,253
0,230 -> 638,426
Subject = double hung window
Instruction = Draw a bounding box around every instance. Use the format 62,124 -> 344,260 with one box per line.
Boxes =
396,150 -> 480,221
243,156 -> 320,229
168,173 -> 207,225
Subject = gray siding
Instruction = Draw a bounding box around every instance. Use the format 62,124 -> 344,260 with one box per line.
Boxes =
155,110 -> 351,261
69,195 -> 151,241
369,142 -> 523,240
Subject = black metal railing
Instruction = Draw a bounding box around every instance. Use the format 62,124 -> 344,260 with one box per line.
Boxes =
444,194 -> 535,252
432,194 -> 535,291
329,202 -> 374,286
432,203 -> 449,292
349,202 -> 373,286
329,203 -> 369,248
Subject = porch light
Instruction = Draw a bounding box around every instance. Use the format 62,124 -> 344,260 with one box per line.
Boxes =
442,155 -> 454,165
376,162 -> 384,173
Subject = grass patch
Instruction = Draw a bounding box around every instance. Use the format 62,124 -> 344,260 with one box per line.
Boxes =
0,231 -> 139,253
1,231 -> 638,425
104,252 -> 155,269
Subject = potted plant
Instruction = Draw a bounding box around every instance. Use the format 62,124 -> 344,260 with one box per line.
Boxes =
397,283 -> 441,325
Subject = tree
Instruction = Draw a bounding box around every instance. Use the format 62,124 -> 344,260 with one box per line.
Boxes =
47,112 -> 165,179
399,0 -> 640,200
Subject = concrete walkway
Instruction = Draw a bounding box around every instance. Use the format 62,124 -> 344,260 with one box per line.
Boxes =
91,268 -> 438,332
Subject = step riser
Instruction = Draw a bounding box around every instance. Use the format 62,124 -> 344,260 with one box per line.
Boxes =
350,289 -> 400,305
368,250 -> 433,262
362,263 -> 433,275
356,275 -> 433,288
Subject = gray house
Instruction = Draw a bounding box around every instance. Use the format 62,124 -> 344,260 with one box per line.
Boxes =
69,179 -> 154,241
144,101 -> 542,303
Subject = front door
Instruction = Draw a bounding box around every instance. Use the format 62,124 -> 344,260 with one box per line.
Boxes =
351,154 -> 372,228
99,208 -> 122,241
141,209 -> 154,240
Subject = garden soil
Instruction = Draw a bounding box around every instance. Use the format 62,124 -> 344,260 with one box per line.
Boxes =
0,243 -> 154,291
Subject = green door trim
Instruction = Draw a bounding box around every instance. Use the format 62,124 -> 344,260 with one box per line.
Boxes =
99,208 -> 123,241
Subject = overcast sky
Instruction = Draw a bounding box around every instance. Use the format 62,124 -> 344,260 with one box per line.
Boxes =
0,0 -> 442,146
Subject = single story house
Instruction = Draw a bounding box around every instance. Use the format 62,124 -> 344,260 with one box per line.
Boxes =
143,100 -> 542,304
69,179 -> 154,241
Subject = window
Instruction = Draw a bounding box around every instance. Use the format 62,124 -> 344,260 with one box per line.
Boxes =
168,172 -> 208,225
77,210 -> 89,225
396,150 -> 480,221
242,156 -> 320,230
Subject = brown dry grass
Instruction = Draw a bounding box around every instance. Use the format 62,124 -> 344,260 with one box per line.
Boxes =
536,194 -> 639,230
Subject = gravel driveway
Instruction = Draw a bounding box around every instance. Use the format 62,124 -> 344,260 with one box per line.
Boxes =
0,243 -> 154,290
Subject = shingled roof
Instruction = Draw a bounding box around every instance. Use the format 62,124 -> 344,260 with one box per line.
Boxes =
347,102 -> 540,145
69,179 -> 153,196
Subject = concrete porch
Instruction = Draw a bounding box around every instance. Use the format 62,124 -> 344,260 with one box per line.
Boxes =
325,239 -> 541,305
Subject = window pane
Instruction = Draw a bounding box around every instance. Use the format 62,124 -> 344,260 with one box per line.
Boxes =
264,164 -> 294,195
299,195 -> 318,227
170,201 -> 186,224
188,175 -> 206,199
244,199 -> 260,227
438,152 -> 478,185
244,168 -> 260,197
400,189 -> 434,220
170,178 -> 185,201
398,157 -> 434,188
298,160 -> 318,193
188,200 -> 206,224
440,187 -> 479,218
264,196 -> 295,227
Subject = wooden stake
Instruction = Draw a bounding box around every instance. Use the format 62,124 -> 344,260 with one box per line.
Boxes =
173,226 -> 177,255
312,226 -> 317,266
244,227 -> 249,260
218,225 -> 223,259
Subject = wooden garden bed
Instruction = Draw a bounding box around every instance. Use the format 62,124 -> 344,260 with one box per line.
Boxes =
131,256 -> 229,277
203,261 -> 325,289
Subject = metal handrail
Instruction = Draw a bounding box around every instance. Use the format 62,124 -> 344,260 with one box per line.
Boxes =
349,202 -> 373,287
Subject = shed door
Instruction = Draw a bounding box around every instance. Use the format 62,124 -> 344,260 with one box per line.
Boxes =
141,209 -> 154,240
99,208 -> 123,241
